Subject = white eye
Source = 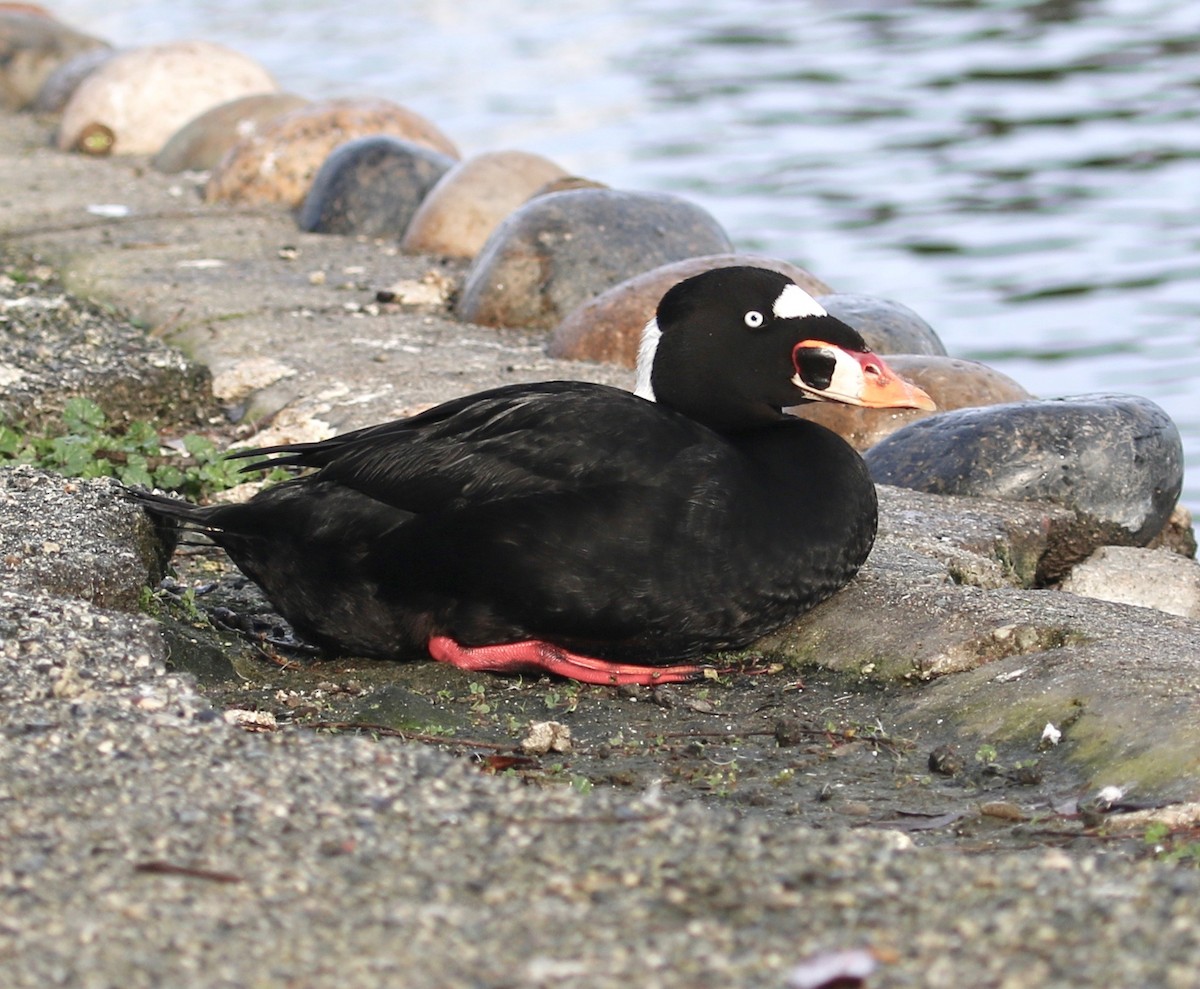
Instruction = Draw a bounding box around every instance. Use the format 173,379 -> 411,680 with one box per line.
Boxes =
744,310 -> 764,328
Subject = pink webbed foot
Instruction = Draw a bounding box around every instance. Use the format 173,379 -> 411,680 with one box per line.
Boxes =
427,635 -> 707,686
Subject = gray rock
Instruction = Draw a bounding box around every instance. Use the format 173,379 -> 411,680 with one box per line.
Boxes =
31,44 -> 119,114
0,274 -> 212,433
1059,545 -> 1200,618
456,188 -> 734,329
0,466 -> 164,611
297,135 -> 456,238
816,292 -> 948,356
865,394 -> 1183,549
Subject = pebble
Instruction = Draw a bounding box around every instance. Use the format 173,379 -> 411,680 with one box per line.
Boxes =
0,8 -> 108,110
791,355 -> 1030,450
205,98 -> 460,207
817,292 -> 948,356
865,394 -> 1184,545
548,255 -> 832,366
296,135 -> 456,238
400,150 -> 570,258
456,188 -> 733,330
1059,545 -> 1200,618
56,40 -> 278,155
150,91 -> 309,173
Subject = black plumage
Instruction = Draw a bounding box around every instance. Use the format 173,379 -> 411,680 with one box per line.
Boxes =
133,266 -> 933,684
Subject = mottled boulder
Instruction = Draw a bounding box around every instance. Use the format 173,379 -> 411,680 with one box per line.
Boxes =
817,293 -> 947,356
151,92 -> 309,173
548,255 -> 832,366
865,394 -> 1184,550
792,355 -> 1031,451
401,150 -> 571,258
205,98 -> 460,207
56,41 -> 277,155
0,9 -> 109,110
1060,545 -> 1200,619
297,135 -> 456,237
458,189 -> 734,330
29,39 -> 116,113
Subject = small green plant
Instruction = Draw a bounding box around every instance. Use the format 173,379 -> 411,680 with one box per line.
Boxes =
1144,821 -> 1200,867
0,397 -> 268,498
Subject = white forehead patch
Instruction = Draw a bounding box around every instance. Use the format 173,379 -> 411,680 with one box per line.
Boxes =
773,283 -> 827,320
633,316 -> 660,401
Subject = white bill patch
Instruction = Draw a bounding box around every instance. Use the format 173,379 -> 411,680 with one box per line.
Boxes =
634,317 -> 661,400
790,346 -> 865,405
773,283 -> 827,321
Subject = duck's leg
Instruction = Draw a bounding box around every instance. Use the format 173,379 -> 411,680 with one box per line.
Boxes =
427,635 -> 705,686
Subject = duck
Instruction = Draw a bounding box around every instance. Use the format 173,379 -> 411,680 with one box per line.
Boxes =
132,266 -> 935,686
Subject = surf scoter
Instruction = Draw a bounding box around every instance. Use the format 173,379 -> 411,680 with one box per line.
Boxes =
132,266 -> 935,685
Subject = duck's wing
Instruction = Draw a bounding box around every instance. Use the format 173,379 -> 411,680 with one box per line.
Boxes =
230,381 -> 709,513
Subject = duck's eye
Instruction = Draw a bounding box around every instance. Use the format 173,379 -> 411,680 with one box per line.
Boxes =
744,310 -> 764,328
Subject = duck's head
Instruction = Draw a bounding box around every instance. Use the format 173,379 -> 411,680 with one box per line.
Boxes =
635,266 -> 936,431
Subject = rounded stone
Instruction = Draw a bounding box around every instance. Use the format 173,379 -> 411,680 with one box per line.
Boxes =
400,150 -> 571,258
31,43 -> 119,113
791,355 -> 1031,451
815,293 -> 948,356
205,98 -> 460,207
0,9 -> 109,110
548,255 -> 833,366
864,394 -> 1184,545
56,40 -> 277,155
151,92 -> 309,173
297,135 -> 456,238
456,188 -> 734,330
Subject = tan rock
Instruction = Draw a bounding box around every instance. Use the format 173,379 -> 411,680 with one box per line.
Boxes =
205,98 -> 460,207
791,355 -> 1031,450
151,92 -> 310,173
0,9 -> 108,110
401,150 -> 570,258
548,255 -> 833,367
1059,545 -> 1200,618
57,40 -> 277,155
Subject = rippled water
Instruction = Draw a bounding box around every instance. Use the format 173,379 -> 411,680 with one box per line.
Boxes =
52,0 -> 1200,509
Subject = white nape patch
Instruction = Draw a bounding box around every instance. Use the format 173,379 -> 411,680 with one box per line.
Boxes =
773,283 -> 828,321
634,317 -> 660,401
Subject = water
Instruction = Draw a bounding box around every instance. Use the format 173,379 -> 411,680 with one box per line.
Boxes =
51,0 -> 1200,510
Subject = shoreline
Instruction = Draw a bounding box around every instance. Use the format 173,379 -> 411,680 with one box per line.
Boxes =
3,109 -> 1200,988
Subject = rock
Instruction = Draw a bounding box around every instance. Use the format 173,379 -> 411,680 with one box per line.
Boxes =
297,135 -> 456,238
457,188 -> 734,330
791,355 -> 1031,451
1148,503 -> 1197,558
816,293 -> 947,356
30,42 -> 117,113
400,150 -> 571,258
151,92 -> 309,173
0,466 -> 164,611
1059,545 -> 1200,618
0,9 -> 109,110
205,98 -> 460,207
56,41 -> 277,156
865,394 -> 1184,550
0,276 -> 213,433
548,255 -> 833,366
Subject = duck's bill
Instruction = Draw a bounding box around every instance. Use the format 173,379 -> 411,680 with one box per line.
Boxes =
791,342 -> 937,411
